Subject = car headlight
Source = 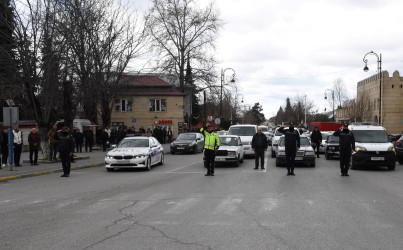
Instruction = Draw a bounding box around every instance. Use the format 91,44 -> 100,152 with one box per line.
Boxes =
106,155 -> 114,159
305,151 -> 315,156
229,151 -> 236,155
387,146 -> 395,152
355,146 -> 367,152
277,151 -> 286,156
134,154 -> 146,159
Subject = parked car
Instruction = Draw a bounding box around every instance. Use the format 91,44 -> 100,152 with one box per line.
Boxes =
319,131 -> 332,153
217,130 -> 228,136
208,135 -> 245,167
170,132 -> 204,154
105,136 -> 164,172
271,127 -> 300,158
324,135 -> 340,160
394,135 -> 403,164
275,135 -> 316,167
350,125 -> 396,170
228,124 -> 258,156
388,134 -> 402,145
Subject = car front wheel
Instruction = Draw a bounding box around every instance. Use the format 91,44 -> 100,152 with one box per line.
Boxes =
271,150 -> 275,158
145,157 -> 152,171
158,153 -> 164,165
106,167 -> 114,172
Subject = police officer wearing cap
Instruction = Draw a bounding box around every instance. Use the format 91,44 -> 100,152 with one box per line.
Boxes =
55,127 -> 75,177
278,122 -> 300,176
333,122 -> 355,176
200,122 -> 220,176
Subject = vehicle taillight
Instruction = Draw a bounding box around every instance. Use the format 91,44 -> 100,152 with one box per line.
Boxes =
396,141 -> 401,146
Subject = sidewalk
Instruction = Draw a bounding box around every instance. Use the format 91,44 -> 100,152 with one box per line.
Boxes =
0,144 -> 171,181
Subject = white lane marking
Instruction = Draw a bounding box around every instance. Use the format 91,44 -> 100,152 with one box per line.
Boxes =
198,221 -> 232,226
307,200 -> 314,206
165,197 -> 200,214
147,220 -> 182,226
0,200 -> 11,204
214,198 -> 243,215
169,161 -> 203,172
259,198 -> 278,213
262,151 -> 268,172
122,193 -> 170,215
27,200 -> 46,205
56,200 -> 80,208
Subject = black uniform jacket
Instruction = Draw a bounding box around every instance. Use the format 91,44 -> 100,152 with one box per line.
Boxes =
333,129 -> 355,152
56,133 -> 75,153
278,127 -> 300,150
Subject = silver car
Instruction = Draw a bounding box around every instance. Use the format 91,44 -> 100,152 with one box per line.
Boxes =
275,135 -> 316,167
213,135 -> 245,167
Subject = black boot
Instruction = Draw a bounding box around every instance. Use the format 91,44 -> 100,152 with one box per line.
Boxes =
287,169 -> 291,176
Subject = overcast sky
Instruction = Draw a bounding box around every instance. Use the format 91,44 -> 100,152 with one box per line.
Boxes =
136,0 -> 403,120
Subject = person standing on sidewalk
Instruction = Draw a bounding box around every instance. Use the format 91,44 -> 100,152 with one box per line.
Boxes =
0,131 -> 2,169
252,127 -> 268,170
1,129 -> 8,168
28,128 -> 41,166
74,128 -> 84,153
47,124 -> 58,161
167,128 -> 173,143
310,127 -> 322,158
56,127 -> 75,177
278,122 -> 300,176
13,126 -> 23,167
83,127 -> 94,152
200,123 -> 220,176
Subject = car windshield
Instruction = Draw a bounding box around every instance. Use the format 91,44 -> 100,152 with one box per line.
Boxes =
259,127 -> 269,132
177,134 -> 196,140
321,132 -> 330,139
279,137 -> 310,146
275,130 -> 284,136
220,137 -> 239,146
229,127 -> 256,136
352,130 -> 389,143
118,139 -> 149,148
327,136 -> 339,142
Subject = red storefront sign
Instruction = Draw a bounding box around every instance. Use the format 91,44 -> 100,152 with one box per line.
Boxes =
158,120 -> 173,124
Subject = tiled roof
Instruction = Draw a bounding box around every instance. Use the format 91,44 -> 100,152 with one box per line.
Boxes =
120,75 -> 171,87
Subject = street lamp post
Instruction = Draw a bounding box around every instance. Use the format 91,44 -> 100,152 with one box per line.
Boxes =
220,68 -> 236,118
324,89 -> 335,122
363,51 -> 382,126
304,94 -> 307,128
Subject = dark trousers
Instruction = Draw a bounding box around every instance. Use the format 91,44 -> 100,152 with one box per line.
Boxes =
204,149 -> 216,174
102,141 -> 107,152
50,143 -> 58,160
76,143 -> 82,153
285,148 -> 297,172
13,143 -> 22,165
313,142 -> 320,157
340,151 -> 351,174
168,135 -> 172,143
60,152 -> 71,175
85,141 -> 93,152
29,147 -> 38,164
255,148 -> 265,168
1,150 -> 8,165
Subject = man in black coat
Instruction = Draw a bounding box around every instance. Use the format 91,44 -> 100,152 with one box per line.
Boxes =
83,127 -> 94,152
74,128 -> 84,153
333,122 -> 355,176
252,127 -> 268,169
278,122 -> 300,176
56,127 -> 75,177
310,127 -> 322,158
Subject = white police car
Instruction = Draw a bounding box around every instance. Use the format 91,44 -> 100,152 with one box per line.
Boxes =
105,136 -> 164,172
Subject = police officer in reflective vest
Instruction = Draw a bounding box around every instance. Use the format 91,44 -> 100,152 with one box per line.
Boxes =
278,122 -> 300,176
333,122 -> 355,176
200,123 -> 220,176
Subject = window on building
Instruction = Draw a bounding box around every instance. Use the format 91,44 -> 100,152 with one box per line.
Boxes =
392,84 -> 394,88
115,98 -> 130,112
149,99 -> 167,112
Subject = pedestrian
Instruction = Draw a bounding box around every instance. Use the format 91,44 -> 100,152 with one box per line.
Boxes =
83,127 -> 94,152
12,126 -> 23,167
200,123 -> 220,176
56,127 -> 74,177
69,129 -> 76,163
74,128 -> 84,153
310,127 -> 322,158
167,128 -> 173,143
0,131 -> 2,169
333,122 -> 355,176
252,127 -> 268,169
162,127 -> 167,144
28,128 -> 41,166
101,127 -> 109,152
1,128 -> 8,168
278,122 -> 300,176
47,124 -> 58,161
105,126 -> 111,140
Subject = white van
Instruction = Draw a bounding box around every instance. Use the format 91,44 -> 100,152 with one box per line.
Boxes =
350,125 -> 396,170
228,124 -> 258,156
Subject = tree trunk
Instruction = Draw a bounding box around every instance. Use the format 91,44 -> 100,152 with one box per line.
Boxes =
38,126 -> 50,160
63,80 -> 74,128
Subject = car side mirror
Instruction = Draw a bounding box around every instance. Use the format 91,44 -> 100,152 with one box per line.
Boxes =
151,144 -> 157,148
196,138 -> 200,141
111,144 -> 117,148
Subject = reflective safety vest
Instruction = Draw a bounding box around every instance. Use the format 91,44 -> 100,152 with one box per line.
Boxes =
200,128 -> 220,150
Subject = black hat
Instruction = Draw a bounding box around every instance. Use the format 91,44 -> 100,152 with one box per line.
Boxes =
342,121 -> 349,127
289,122 -> 295,127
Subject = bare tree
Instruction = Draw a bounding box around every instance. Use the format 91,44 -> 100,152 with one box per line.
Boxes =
332,78 -> 348,109
146,0 -> 223,91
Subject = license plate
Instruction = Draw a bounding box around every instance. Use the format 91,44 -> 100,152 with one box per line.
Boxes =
118,160 -> 130,164
295,157 -> 303,160
177,147 -> 185,150
216,158 -> 225,161
371,157 -> 384,161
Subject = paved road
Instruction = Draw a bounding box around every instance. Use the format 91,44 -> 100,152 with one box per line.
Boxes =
1,149 -> 403,250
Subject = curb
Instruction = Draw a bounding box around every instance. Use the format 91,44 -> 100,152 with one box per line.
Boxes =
0,162 -> 104,182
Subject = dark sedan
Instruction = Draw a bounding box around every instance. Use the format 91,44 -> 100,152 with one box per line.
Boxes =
325,135 -> 340,160
395,135 -> 403,164
170,133 -> 204,154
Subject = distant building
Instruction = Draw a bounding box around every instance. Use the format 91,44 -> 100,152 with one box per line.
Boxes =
99,75 -> 185,138
357,70 -> 403,134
